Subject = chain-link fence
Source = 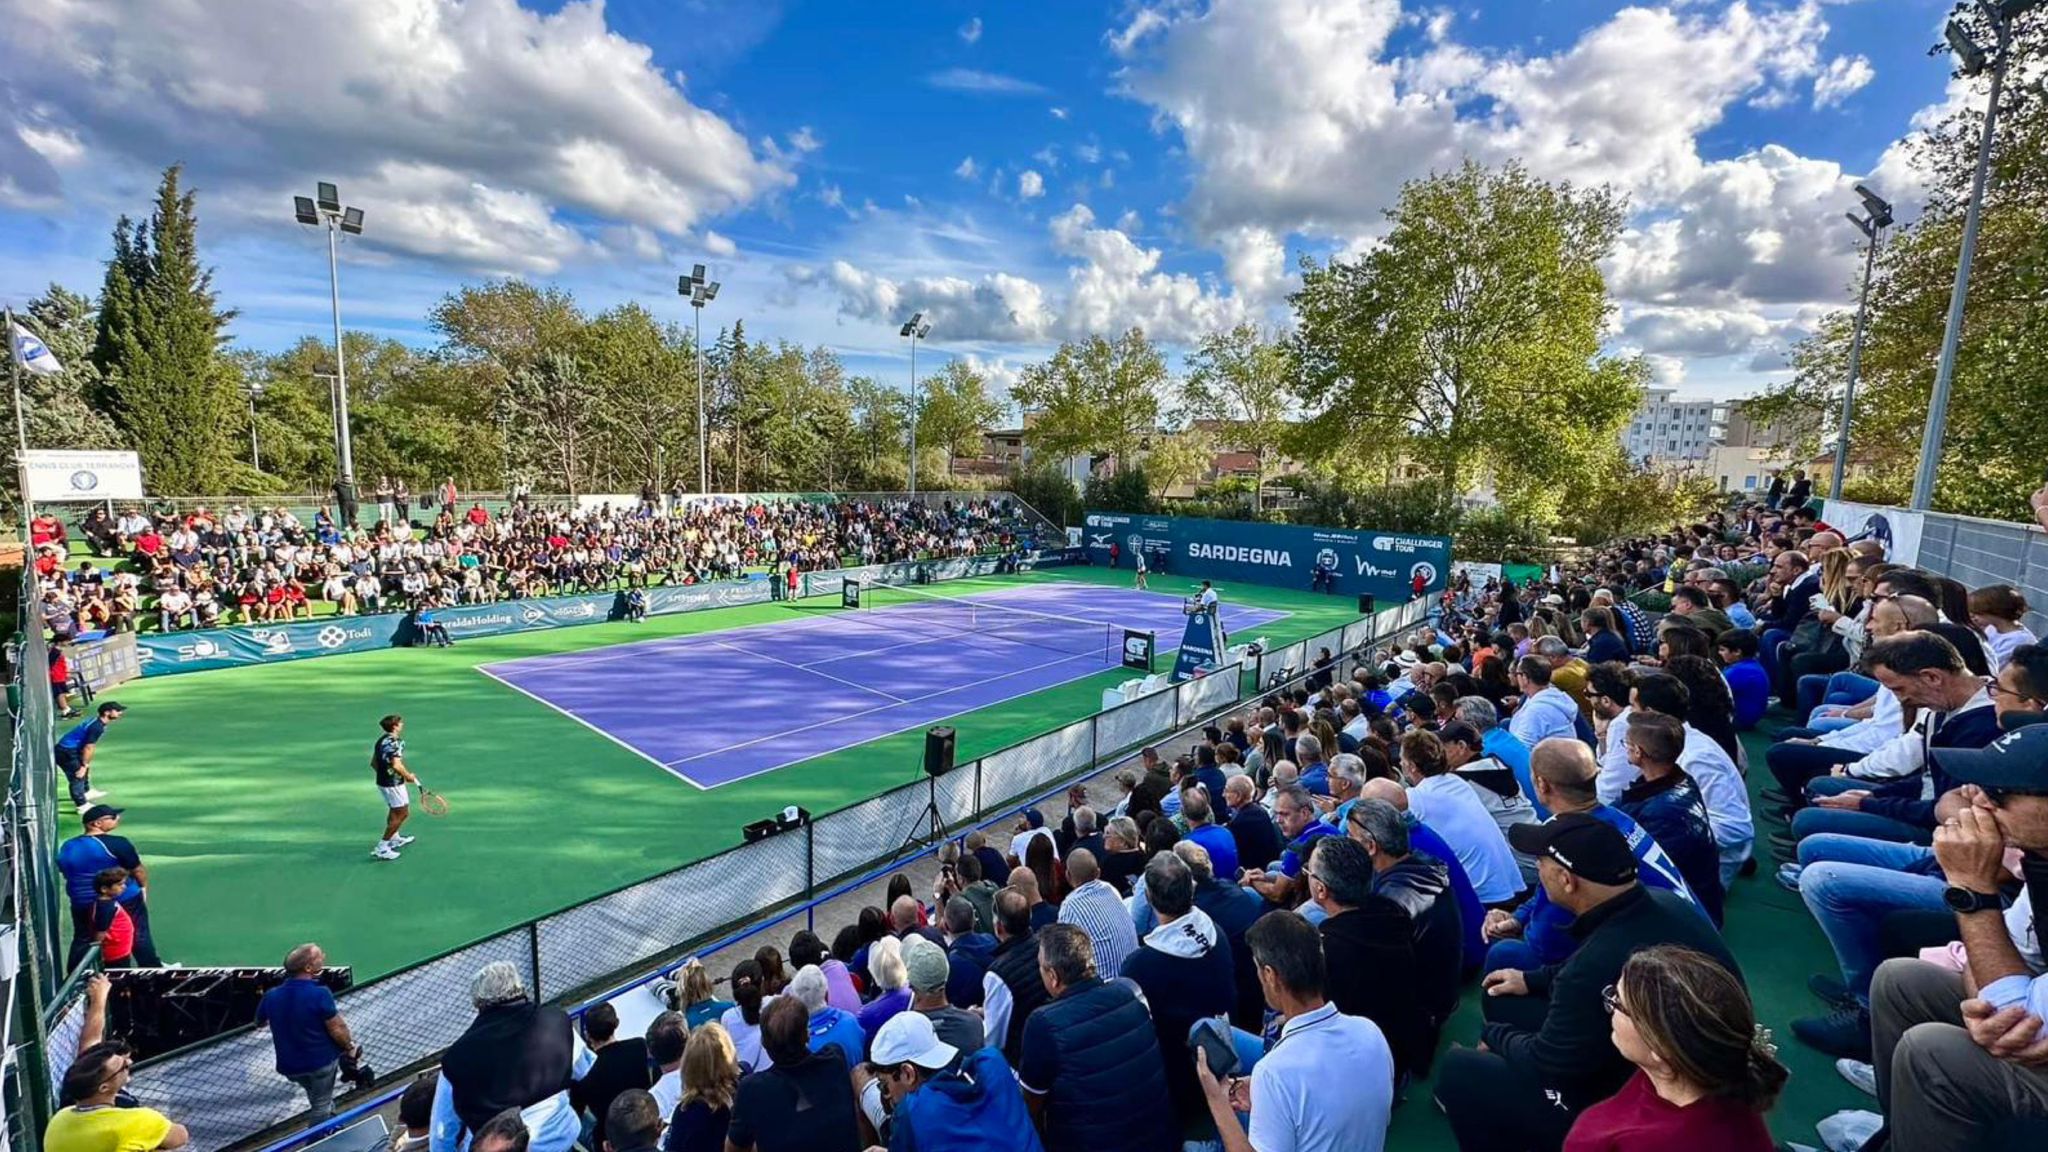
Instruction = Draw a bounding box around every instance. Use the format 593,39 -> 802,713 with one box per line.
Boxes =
107,591 -> 1430,1152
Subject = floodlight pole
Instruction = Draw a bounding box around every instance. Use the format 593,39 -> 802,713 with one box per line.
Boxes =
247,382 -> 265,470
693,302 -> 707,494
908,331 -> 920,495
1832,208 -> 1886,500
324,219 -> 356,485
1912,8 -> 2015,510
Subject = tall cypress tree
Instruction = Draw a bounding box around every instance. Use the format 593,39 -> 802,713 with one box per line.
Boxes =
92,165 -> 240,492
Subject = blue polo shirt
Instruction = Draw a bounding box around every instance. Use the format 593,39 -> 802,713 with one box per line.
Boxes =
1278,823 -> 1339,878
1184,824 -> 1240,882
56,833 -> 143,905
256,977 -> 343,1076
807,1006 -> 865,1069
56,718 -> 106,756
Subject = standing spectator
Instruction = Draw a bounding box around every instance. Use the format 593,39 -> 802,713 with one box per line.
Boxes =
569,1003 -> 649,1151
55,700 -> 125,807
431,963 -> 593,1152
45,1046 -> 189,1152
49,640 -> 80,719
1018,923 -> 1175,1152
255,944 -> 355,1122
1562,946 -> 1783,1152
726,998 -> 859,1152
862,1012 -> 1043,1151
76,869 -> 135,970
1307,836 -> 1432,1084
663,1026 -> 737,1152
58,803 -> 160,969
787,966 -> 863,1070
1434,815 -> 1740,1152
1053,849 -> 1138,978
899,935 -> 984,1053
1196,912 -> 1396,1152
1120,851 -> 1236,1139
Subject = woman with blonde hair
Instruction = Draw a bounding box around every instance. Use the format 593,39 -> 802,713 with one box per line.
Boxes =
674,957 -> 733,1032
1816,548 -> 1855,614
1564,945 -> 1785,1151
665,1022 -> 739,1152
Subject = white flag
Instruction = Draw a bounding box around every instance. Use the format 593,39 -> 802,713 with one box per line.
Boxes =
10,321 -> 63,377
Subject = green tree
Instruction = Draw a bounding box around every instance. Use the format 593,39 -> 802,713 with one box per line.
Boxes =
847,376 -> 910,487
1181,323 -> 1293,513
578,303 -> 694,492
1290,160 -> 1644,525
19,286 -> 126,451
1011,327 -> 1166,470
507,351 -> 602,495
1143,427 -> 1214,502
1083,464 -> 1152,514
916,359 -> 1004,481
91,165 -> 242,492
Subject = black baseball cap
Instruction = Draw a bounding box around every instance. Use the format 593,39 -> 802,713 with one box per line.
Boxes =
1935,724 -> 2048,791
80,804 -> 124,825
1509,813 -> 1637,885
97,701 -> 126,716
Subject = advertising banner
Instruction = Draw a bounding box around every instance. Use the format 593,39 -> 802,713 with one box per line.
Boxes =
22,450 -> 144,502
135,616 -> 399,673
71,633 -> 142,692
1080,512 -> 1452,603
1823,500 -> 1925,567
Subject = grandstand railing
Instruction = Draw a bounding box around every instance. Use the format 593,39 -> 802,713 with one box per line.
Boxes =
101,597 -> 1431,1152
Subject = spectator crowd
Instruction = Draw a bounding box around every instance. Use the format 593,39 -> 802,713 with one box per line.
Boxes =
45,480 -> 2048,1152
30,494 -> 1034,638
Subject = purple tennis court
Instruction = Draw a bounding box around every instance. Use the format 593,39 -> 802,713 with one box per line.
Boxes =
477,582 -> 1287,788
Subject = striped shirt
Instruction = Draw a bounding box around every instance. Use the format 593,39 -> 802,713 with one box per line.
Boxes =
1058,879 -> 1140,978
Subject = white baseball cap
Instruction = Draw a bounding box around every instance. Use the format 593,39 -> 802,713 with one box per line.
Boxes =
869,1011 -> 958,1071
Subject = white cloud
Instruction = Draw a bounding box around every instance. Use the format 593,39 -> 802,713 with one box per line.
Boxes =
787,126 -> 823,153
959,16 -> 983,44
955,157 -> 980,181
1049,107 -> 1070,120
927,68 -> 1049,96
1813,54 -> 1875,109
786,259 -> 1057,344
0,0 -> 792,271
1018,170 -> 1045,200
703,230 -> 737,259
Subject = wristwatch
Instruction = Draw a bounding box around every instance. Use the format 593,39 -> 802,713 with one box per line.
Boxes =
1942,885 -> 2002,915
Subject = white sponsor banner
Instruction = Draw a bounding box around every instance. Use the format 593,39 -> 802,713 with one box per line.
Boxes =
1454,561 -> 1503,583
573,493 -> 644,514
1823,500 -> 1924,567
21,450 -> 143,501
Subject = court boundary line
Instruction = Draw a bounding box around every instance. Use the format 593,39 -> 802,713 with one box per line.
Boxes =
472,663 -> 712,791
707,639 -> 909,704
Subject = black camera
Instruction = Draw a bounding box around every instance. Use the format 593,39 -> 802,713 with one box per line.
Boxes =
340,1045 -> 376,1090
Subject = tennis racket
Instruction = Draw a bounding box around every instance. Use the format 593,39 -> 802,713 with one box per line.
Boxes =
415,784 -> 450,816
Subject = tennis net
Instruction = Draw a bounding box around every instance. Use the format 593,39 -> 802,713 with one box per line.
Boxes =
853,580 -> 1125,663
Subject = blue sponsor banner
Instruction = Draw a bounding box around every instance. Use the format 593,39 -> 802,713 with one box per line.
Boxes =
135,616 -> 400,674
1080,512 -> 1452,604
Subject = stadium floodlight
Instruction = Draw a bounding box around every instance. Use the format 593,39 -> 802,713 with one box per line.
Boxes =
679,263 -> 722,493
291,181 -> 365,486
1832,182 -> 1890,502
1915,2 -> 2025,509
900,313 -> 933,494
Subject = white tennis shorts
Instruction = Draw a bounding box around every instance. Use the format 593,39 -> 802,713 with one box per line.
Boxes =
380,785 -> 410,810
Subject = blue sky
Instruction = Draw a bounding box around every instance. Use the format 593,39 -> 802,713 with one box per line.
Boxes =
0,0 -> 1974,404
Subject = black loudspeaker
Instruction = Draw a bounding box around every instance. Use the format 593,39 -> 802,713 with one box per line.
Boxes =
1357,594 -> 1376,616
924,726 -> 957,777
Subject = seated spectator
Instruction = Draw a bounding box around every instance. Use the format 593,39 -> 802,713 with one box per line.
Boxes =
980,889 -> 1048,1062
1761,593 -> 1927,811
1628,672 -> 1752,887
1564,946 -> 1784,1151
1054,848 -> 1137,978
899,935 -> 984,1053
1018,923 -> 1175,1152
1615,713 -> 1726,925
787,965 -> 863,1070
599,1092 -> 659,1152
1435,815 -> 1741,1152
46,1044 -> 190,1152
1969,584 -> 2038,671
672,957 -> 733,1031
947,852 -> 999,933
861,1011 -> 1042,1151
1121,851 -> 1236,1140
1196,912 -> 1397,1152
1582,607 -> 1630,666
716,960 -> 768,1073
1307,835 -> 1432,1084
1242,783 -> 1337,906
395,1075 -> 438,1152
1349,797 -> 1464,1043
855,937 -> 912,1042
432,962 -> 592,1152
1715,629 -> 1771,731
569,1002 -> 648,1151
1223,775 -> 1282,874
663,1028 -> 737,1152
1400,729 -> 1524,906
727,998 -> 859,1152
1358,777 -> 1489,973
1440,720 -> 1540,881
1097,816 -> 1150,895
1510,655 -> 1580,748
1179,786 -> 1240,881
1178,840 -> 1271,1035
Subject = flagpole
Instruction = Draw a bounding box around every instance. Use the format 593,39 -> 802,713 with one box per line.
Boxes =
7,306 -> 29,532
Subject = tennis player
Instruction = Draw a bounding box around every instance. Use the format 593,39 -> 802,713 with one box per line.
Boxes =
371,714 -> 422,861
1133,548 -> 1148,591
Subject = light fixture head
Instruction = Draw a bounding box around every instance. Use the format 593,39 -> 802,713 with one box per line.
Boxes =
1946,19 -> 1989,75
340,206 -> 365,235
915,321 -> 932,339
1852,182 -> 1893,226
703,282 -> 720,301
678,274 -> 692,296
293,196 -> 320,226
316,182 -> 341,213
691,263 -> 708,284
1846,211 -> 1875,238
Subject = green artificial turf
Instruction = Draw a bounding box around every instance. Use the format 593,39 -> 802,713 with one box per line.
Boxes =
83,567 -> 1355,979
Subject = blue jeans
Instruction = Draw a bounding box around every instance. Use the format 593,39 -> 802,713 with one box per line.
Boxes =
1796,835 -> 1945,1002
1482,937 -> 1542,978
1791,805 -> 1931,846
1799,671 -> 1879,723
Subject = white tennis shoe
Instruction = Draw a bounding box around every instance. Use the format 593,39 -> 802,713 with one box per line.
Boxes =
372,844 -> 401,860
389,833 -> 416,847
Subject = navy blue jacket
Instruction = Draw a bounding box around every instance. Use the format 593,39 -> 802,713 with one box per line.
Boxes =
1863,702 -> 2002,829
1016,978 -> 1176,1152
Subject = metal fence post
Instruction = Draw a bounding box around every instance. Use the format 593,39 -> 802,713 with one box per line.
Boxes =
805,818 -> 816,933
528,922 -> 543,1002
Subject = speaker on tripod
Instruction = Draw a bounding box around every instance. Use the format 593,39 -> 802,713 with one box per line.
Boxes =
1357,593 -> 1376,616
924,727 -> 956,778
899,727 -> 954,854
